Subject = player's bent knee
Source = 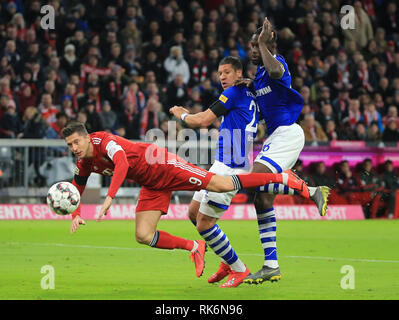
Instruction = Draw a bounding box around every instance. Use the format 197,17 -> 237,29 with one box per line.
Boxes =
135,230 -> 153,245
206,176 -> 233,193
254,192 -> 275,210
196,213 -> 217,233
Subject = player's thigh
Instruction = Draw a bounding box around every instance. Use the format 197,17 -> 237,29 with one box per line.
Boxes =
254,123 -> 305,173
251,158 -> 276,209
135,187 -> 172,242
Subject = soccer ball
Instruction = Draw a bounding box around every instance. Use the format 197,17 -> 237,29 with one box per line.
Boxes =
47,182 -> 80,215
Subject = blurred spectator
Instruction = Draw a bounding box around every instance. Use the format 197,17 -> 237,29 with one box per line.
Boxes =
84,103 -> 103,133
164,45 -> 190,84
16,83 -> 37,118
332,88 -> 351,123
354,121 -> 368,141
0,104 -> 22,138
300,113 -> 328,143
367,121 -> 383,142
382,105 -> 399,127
166,74 -> 189,110
189,48 -> 210,86
359,158 -> 385,218
381,160 -> 399,218
383,117 -> 399,142
140,97 -> 167,140
45,112 -> 68,139
38,93 -> 58,126
311,162 -> 336,188
336,160 -> 362,195
342,1 -> 373,51
315,103 -> 336,132
78,82 -> 102,113
327,50 -> 357,96
363,103 -> 384,132
18,106 -> 47,186
99,101 -> 117,132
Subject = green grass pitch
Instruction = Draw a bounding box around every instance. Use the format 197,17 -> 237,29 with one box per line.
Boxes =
1,219 -> 399,300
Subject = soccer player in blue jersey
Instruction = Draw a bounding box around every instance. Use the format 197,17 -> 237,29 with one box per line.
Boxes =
170,56 -> 258,287
242,18 -> 331,285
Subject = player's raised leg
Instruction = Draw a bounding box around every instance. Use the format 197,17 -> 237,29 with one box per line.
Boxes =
205,172 -> 310,197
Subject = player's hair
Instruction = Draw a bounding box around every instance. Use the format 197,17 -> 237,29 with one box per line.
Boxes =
62,121 -> 89,138
219,56 -> 243,71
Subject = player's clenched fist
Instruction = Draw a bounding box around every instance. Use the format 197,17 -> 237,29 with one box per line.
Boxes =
70,216 -> 85,234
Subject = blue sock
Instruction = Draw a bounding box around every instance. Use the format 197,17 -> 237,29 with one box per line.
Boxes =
200,224 -> 245,272
257,208 -> 279,268
257,183 -> 299,195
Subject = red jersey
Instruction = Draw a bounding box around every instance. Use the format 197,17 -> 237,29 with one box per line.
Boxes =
72,132 -> 214,217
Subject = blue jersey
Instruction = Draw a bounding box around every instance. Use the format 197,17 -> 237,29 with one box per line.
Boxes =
215,85 -> 259,168
254,54 -> 304,135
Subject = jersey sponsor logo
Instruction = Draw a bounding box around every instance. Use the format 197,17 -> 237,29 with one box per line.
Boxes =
256,86 -> 272,97
219,94 -> 228,103
105,140 -> 123,160
74,166 -> 79,175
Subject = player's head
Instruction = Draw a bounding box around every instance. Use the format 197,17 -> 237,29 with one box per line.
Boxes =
250,26 -> 278,65
218,56 -> 243,90
62,121 -> 91,159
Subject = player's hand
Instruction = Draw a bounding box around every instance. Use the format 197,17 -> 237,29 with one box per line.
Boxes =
97,196 -> 113,221
169,106 -> 189,119
70,216 -> 86,234
259,17 -> 274,44
233,78 -> 254,89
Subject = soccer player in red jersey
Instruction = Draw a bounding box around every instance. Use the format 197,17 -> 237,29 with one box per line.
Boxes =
62,121 -> 309,277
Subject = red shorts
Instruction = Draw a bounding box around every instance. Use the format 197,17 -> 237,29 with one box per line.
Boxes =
136,151 -> 215,214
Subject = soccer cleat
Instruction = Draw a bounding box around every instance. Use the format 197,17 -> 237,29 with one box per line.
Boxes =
311,186 -> 331,216
283,169 -> 310,198
243,266 -> 281,284
208,262 -> 231,283
219,266 -> 251,288
190,240 -> 207,277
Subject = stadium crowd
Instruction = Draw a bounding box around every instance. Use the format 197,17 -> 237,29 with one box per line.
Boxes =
0,0 -> 399,217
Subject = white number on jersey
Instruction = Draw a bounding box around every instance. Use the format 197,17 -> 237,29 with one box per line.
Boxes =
245,100 -> 259,133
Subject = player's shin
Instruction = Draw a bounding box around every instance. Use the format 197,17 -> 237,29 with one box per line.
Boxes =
149,230 -> 195,251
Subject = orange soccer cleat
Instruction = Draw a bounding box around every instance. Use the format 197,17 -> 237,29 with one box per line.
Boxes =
208,262 -> 231,283
190,240 -> 207,277
219,266 -> 251,288
283,169 -> 310,198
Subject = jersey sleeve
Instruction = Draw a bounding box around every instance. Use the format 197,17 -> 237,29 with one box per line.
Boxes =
275,55 -> 292,87
217,86 -> 237,112
101,136 -> 129,199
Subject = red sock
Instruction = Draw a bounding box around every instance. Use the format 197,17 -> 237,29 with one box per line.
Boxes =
152,230 -> 195,251
236,173 -> 283,188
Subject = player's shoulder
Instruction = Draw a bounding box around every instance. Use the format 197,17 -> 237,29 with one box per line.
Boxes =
90,131 -> 108,145
219,86 -> 239,104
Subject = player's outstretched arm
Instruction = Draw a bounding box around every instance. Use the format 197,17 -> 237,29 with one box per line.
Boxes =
258,17 -> 284,79
170,106 -> 217,128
